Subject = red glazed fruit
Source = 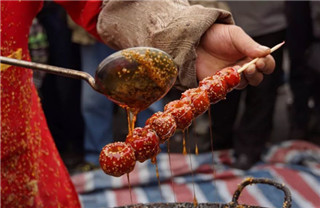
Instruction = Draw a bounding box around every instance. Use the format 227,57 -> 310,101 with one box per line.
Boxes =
99,142 -> 136,177
199,75 -> 227,104
216,67 -> 241,90
181,87 -> 210,117
125,127 -> 160,162
145,111 -> 177,143
164,98 -> 194,130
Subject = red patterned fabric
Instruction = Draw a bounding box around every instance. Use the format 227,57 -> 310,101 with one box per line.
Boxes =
1,1 -> 101,207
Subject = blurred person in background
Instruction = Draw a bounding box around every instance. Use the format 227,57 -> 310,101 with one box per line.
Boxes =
285,1 -> 320,145
209,1 -> 286,170
28,18 -> 49,89
36,2 -> 85,170
67,20 -> 117,172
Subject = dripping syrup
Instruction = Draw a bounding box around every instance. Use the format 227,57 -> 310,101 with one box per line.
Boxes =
167,140 -> 177,202
126,109 -> 138,135
193,195 -> 198,207
186,128 -> 198,207
126,173 -> 133,204
182,130 -> 187,155
208,108 -> 216,178
125,107 -> 139,205
193,119 -> 199,155
151,156 -> 164,202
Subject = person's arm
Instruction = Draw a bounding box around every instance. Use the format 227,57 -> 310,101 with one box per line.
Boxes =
57,0 -> 275,91
97,0 -> 234,90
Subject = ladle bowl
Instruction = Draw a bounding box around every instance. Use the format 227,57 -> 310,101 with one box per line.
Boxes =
0,47 -> 178,111
95,47 -> 178,111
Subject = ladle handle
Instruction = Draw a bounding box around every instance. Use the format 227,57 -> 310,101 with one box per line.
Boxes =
0,56 -> 98,91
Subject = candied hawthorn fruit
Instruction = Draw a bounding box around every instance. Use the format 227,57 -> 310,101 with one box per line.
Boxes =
181,87 -> 210,117
199,76 -> 227,104
216,67 -> 241,90
125,127 -> 160,162
164,98 -> 194,130
146,111 -> 177,143
99,142 -> 136,177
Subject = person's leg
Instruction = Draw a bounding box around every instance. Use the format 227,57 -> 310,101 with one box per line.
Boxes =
285,1 -> 314,140
81,42 -> 116,166
38,3 -> 84,166
307,43 -> 320,144
209,90 -> 241,151
234,30 -> 285,169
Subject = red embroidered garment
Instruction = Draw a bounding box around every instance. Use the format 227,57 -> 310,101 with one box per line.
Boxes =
1,1 -> 102,207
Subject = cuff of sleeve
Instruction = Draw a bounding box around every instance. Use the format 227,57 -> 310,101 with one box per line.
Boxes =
152,5 -> 233,90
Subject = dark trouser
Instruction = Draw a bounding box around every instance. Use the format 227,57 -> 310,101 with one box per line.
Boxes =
38,2 -> 84,159
210,90 -> 241,150
210,30 -> 286,158
285,1 -> 316,139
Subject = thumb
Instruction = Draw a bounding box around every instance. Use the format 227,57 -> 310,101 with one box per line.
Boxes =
229,26 -> 270,58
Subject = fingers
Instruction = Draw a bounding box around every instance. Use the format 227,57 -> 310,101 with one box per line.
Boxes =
256,55 -> 275,75
236,64 -> 262,89
234,52 -> 275,89
229,25 -> 271,58
243,64 -> 264,86
239,55 -> 274,87
236,73 -> 248,90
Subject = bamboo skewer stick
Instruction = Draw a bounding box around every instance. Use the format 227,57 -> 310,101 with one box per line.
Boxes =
237,41 -> 285,74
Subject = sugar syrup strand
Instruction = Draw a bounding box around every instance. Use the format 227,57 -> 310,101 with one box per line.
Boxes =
127,110 -> 132,134
182,130 -> 187,155
167,140 -> 177,202
186,128 -> 198,207
126,173 -> 133,204
193,119 -> 199,155
208,108 -> 216,179
126,108 -> 137,204
127,109 -> 137,135
152,157 -> 165,202
237,41 -> 285,74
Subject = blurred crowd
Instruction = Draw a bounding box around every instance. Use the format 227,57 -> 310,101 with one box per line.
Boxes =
29,1 -> 320,174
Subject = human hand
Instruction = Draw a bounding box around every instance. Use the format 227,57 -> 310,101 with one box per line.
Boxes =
196,24 -> 275,89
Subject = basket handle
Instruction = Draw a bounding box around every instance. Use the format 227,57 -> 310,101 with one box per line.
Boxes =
231,178 -> 292,208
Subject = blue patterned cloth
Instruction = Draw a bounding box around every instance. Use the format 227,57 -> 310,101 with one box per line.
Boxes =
71,140 -> 320,208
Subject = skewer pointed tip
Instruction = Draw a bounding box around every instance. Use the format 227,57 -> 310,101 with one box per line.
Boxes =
270,41 -> 285,53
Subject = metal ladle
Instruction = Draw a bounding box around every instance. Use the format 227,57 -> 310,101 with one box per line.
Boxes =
0,47 -> 178,114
